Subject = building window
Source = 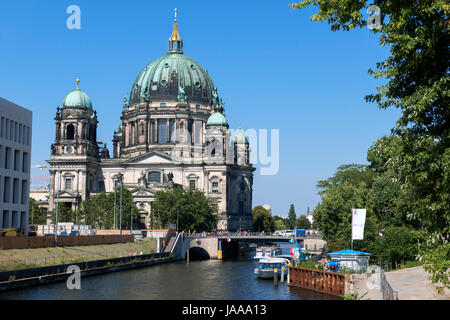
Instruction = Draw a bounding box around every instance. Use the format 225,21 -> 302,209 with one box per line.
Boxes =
169,120 -> 176,143
22,152 -> 28,173
212,182 -> 219,193
66,124 -> 75,140
158,120 -> 167,144
98,181 -> 105,192
194,121 -> 201,145
189,179 -> 196,189
65,178 -> 72,190
148,171 -> 161,183
160,103 -> 166,108
195,104 -> 200,110
239,201 -> 244,215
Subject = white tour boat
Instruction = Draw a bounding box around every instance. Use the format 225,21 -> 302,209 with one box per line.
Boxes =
254,257 -> 291,279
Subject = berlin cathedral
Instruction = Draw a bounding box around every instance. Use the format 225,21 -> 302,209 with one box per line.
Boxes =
47,12 -> 254,231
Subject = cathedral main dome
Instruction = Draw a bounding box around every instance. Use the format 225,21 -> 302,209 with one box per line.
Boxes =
128,12 -> 217,106
128,53 -> 216,106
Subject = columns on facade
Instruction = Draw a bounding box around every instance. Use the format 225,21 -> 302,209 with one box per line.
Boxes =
204,170 -> 209,194
80,170 -> 87,201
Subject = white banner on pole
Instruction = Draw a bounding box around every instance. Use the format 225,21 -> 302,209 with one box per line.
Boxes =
352,209 -> 366,240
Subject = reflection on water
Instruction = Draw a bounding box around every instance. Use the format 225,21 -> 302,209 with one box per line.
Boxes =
0,244 -> 336,300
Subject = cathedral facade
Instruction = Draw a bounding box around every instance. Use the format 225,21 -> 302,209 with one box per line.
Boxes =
47,15 -> 254,231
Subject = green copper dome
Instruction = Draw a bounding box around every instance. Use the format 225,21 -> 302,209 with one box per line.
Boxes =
206,112 -> 228,127
129,53 -> 217,106
62,80 -> 92,109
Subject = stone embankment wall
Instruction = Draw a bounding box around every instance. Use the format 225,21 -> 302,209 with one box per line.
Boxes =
0,252 -> 175,291
0,235 -> 135,250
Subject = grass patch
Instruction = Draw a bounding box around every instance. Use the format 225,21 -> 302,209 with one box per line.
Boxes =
0,238 -> 158,271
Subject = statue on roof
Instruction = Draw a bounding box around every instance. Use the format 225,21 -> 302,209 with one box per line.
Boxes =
138,170 -> 148,187
212,88 -> 220,105
178,85 -> 186,102
142,90 -> 149,102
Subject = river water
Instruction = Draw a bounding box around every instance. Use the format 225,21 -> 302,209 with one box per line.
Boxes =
0,244 -> 335,300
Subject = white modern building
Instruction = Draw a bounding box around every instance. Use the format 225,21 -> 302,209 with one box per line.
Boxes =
0,97 -> 32,231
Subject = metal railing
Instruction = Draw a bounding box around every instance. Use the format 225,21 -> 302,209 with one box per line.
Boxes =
187,231 -> 322,239
380,269 -> 399,300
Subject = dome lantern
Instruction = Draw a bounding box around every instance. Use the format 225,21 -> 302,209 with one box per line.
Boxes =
168,8 -> 183,53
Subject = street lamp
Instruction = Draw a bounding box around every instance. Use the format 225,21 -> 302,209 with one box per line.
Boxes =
119,173 -> 123,235
112,178 -> 117,229
55,175 -> 59,247
176,203 -> 179,234
112,173 -> 124,235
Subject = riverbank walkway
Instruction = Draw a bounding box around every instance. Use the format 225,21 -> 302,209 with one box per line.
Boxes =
386,266 -> 449,300
354,266 -> 449,300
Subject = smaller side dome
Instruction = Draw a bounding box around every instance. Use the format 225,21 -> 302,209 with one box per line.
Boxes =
206,112 -> 228,127
62,79 -> 93,109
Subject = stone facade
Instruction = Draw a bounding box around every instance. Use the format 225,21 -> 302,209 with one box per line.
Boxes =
47,17 -> 254,231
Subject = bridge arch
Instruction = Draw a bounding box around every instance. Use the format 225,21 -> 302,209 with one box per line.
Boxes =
187,247 -> 210,261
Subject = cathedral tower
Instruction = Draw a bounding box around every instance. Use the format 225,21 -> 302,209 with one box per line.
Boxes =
47,79 -> 101,212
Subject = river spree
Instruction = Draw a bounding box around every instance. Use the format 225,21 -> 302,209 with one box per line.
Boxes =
0,244 -> 335,300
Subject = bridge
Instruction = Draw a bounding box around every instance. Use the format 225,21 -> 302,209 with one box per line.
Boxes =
166,232 -> 325,261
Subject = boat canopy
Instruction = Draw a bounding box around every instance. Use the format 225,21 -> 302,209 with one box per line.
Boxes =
259,258 -> 290,264
327,250 -> 371,257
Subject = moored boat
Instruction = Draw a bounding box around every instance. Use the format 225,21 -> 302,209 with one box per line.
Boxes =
254,257 -> 291,279
253,245 -> 282,261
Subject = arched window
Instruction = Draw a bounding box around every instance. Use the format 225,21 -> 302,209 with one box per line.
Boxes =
66,124 -> 75,140
90,176 -> 95,191
148,171 -> 161,183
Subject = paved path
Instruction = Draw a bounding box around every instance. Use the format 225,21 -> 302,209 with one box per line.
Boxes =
352,273 -> 382,300
386,266 -> 449,300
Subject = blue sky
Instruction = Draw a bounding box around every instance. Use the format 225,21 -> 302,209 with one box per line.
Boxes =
0,1 -> 399,216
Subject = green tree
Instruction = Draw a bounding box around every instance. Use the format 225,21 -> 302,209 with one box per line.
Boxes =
291,0 -> 449,290
287,204 -> 296,230
252,206 -> 275,232
29,198 -> 47,225
76,187 -> 140,230
314,164 -> 375,241
273,215 -> 286,230
296,215 -> 311,229
289,1 -> 449,141
274,220 -> 285,231
151,187 -> 218,232
50,203 -> 75,224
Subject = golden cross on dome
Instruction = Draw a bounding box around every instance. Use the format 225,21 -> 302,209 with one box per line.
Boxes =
76,78 -> 80,89
174,8 -> 177,23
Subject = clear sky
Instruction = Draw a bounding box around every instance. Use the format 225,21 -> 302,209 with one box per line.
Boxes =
0,0 -> 399,216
